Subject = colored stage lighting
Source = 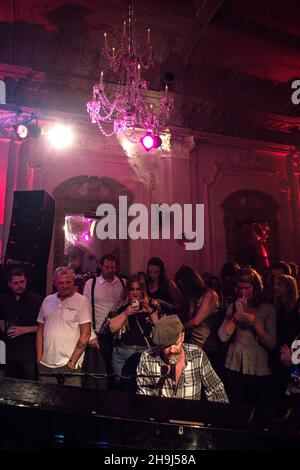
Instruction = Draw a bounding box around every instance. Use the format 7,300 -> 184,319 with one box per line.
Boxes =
140,132 -> 162,151
15,123 -> 41,140
48,124 -> 74,149
82,232 -> 91,242
15,124 -> 29,139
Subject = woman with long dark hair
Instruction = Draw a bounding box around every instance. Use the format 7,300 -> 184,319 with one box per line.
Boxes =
218,267 -> 276,404
146,257 -> 182,314
174,265 -> 221,374
273,275 -> 298,322
220,261 -> 240,312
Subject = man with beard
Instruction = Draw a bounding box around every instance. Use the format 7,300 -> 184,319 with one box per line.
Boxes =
136,315 -> 228,402
0,268 -> 42,380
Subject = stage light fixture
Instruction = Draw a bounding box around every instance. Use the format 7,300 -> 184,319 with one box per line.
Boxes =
27,123 -> 42,138
15,124 -> 29,139
15,122 -> 41,140
140,132 -> 162,151
82,231 -> 91,242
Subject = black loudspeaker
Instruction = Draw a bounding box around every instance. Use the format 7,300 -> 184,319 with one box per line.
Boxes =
5,190 -> 55,296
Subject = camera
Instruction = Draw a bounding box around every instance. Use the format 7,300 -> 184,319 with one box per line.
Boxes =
131,299 -> 141,309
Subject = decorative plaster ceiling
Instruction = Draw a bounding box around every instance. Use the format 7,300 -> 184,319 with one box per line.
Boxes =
2,0 -> 300,140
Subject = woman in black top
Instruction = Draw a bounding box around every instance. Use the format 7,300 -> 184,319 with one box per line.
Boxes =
146,257 -> 182,315
105,274 -> 159,391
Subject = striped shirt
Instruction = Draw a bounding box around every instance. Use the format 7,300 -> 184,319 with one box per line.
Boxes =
136,343 -> 228,403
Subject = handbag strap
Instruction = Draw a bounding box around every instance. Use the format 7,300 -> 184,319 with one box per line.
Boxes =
91,276 -> 97,331
117,276 -> 126,290
134,315 -> 151,349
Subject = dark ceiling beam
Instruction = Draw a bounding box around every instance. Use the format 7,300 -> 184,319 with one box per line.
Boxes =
181,0 -> 224,86
212,14 -> 300,52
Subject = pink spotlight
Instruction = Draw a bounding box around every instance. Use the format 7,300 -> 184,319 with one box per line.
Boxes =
140,132 -> 162,151
82,232 -> 91,242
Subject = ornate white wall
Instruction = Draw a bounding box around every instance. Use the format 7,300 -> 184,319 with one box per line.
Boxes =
1,113 -> 299,289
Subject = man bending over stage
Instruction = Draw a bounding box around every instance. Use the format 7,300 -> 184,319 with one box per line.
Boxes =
36,267 -> 91,386
137,315 -> 228,403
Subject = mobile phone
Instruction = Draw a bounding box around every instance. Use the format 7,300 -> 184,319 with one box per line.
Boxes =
131,299 -> 140,309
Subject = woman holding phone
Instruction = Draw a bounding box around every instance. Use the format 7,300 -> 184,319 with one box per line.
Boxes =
218,267 -> 276,404
101,274 -> 159,391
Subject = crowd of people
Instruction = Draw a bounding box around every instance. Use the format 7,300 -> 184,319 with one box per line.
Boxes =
0,255 -> 299,406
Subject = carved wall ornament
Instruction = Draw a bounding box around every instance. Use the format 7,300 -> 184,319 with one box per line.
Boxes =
149,172 -> 156,192
214,149 -> 276,173
160,133 -> 171,153
248,116 -> 292,134
169,134 -> 196,157
238,150 -> 260,169
251,222 -> 270,244
270,170 -> 290,192
53,175 -> 132,203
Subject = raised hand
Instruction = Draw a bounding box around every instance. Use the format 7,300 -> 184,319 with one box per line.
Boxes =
234,296 -> 246,321
125,304 -> 139,317
241,312 -> 256,325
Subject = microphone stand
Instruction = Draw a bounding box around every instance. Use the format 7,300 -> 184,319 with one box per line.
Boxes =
169,359 -> 176,397
38,372 -> 161,386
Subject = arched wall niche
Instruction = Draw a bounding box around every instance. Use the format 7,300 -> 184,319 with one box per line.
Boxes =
221,190 -> 280,271
52,175 -> 134,275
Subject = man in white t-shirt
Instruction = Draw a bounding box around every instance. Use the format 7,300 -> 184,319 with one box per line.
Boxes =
36,267 -> 91,386
83,254 -> 125,389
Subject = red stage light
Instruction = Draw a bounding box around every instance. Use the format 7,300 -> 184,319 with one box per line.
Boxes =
15,123 -> 41,140
82,232 -> 91,242
140,132 -> 162,151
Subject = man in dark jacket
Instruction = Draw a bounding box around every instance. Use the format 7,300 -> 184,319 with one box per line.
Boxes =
0,268 -> 42,380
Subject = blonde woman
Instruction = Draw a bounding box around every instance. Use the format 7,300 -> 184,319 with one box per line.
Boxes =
218,267 -> 276,404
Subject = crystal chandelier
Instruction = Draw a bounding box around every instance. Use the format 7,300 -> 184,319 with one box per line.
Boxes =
87,1 -> 174,144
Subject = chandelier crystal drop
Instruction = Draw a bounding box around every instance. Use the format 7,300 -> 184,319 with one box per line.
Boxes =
87,1 -> 174,144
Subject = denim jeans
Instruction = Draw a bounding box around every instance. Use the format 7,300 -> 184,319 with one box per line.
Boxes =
112,346 -> 144,392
